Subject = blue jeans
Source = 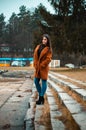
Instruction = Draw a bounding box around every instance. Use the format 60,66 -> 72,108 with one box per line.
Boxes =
34,78 -> 47,96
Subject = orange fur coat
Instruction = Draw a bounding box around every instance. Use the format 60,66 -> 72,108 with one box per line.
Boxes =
33,44 -> 52,80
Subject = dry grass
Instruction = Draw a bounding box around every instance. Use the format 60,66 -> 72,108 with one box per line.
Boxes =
50,68 -> 86,82
0,66 -> 33,71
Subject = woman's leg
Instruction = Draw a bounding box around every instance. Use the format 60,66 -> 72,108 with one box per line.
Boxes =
34,78 -> 47,105
41,79 -> 47,96
34,77 -> 41,95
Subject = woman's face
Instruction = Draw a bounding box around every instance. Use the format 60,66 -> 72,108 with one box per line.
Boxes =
42,36 -> 48,45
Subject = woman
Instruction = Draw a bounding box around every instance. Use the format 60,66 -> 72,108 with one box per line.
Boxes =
33,34 -> 52,105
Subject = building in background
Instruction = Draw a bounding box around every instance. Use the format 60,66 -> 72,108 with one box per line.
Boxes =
49,60 -> 60,68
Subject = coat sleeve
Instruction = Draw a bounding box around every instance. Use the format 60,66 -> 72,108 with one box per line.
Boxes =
33,47 -> 36,68
33,45 -> 39,69
33,53 -> 37,69
33,57 -> 36,68
40,49 -> 52,68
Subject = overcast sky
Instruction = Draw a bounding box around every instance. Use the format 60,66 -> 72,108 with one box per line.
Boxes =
0,0 -> 55,21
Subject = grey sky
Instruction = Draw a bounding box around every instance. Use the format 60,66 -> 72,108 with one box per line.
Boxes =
0,0 -> 55,21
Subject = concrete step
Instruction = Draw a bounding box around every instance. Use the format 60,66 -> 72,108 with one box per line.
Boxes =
34,105 -> 48,130
24,85 -> 51,130
46,87 -> 65,130
49,73 -> 86,100
48,79 -> 86,130
24,89 -> 36,130
50,71 -> 86,86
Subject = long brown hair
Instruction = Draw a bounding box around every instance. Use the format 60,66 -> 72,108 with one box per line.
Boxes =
42,34 -> 52,49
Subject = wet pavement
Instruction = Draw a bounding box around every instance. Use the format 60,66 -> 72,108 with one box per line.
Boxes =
0,70 -> 33,130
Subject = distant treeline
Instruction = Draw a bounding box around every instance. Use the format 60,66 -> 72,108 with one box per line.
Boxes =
0,0 -> 86,65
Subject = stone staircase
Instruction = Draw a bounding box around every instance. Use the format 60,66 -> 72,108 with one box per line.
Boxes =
24,71 -> 86,130
48,72 -> 86,130
49,73 -> 86,100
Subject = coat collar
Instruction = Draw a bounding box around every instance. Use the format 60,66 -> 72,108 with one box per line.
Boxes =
36,44 -> 49,60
